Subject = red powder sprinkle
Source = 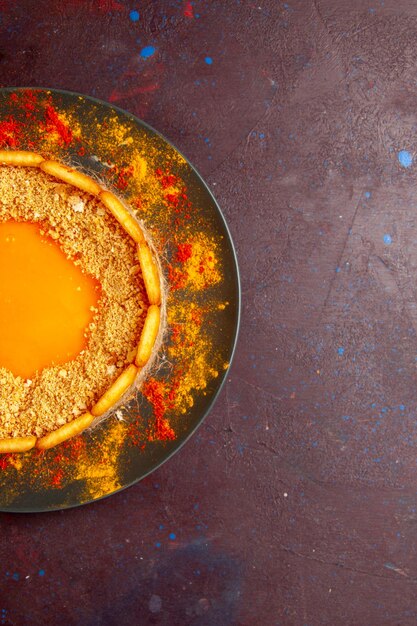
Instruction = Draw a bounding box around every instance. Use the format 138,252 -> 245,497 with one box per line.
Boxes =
191,309 -> 202,326
165,193 -> 180,207
184,1 -> 194,18
115,165 -> 134,190
155,169 -> 179,190
176,243 -> 193,263
171,324 -> 181,343
98,0 -> 124,10
0,455 -> 9,470
143,379 -> 176,440
44,105 -> 73,145
22,90 -> 38,118
51,468 -> 64,488
168,264 -> 187,291
133,197 -> 143,210
0,116 -> 21,147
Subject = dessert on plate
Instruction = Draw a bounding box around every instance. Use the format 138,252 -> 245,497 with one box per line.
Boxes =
0,150 -> 162,453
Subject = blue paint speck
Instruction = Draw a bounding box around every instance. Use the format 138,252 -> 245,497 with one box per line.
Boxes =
204,56 -> 213,65
129,10 -> 140,22
335,266 -> 341,273
259,132 -> 265,139
159,524 -> 164,530
399,404 -> 405,411
398,150 -> 413,168
12,573 -> 19,581
155,542 -> 161,548
337,347 -> 345,355
38,569 -> 45,577
140,46 -> 156,59
383,234 -> 392,245
169,532 -> 176,541
365,191 -> 371,198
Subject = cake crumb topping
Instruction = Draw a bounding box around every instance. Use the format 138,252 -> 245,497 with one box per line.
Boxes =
0,166 -> 147,438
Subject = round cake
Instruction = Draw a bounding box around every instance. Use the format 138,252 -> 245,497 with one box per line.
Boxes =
0,150 -> 163,453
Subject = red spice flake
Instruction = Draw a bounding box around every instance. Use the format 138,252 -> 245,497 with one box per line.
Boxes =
0,116 -> 22,147
184,0 -> 194,18
191,309 -> 202,326
176,243 -> 193,263
115,165 -> 134,190
78,146 -> 86,156
155,168 -> 179,190
51,468 -> 64,488
167,377 -> 181,405
155,168 -> 193,225
8,90 -> 40,121
63,436 -> 87,462
22,90 -> 38,119
171,323 -> 182,343
0,454 -> 10,470
168,264 -> 187,291
43,104 -> 73,145
143,378 -> 176,440
165,193 -> 180,207
97,0 -> 124,10
127,418 -> 147,448
132,196 -> 143,210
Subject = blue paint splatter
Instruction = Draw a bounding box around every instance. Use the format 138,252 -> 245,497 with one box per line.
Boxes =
155,542 -> 161,548
383,234 -> 392,245
398,150 -> 413,168
204,56 -> 213,65
365,191 -> 371,198
129,10 -> 140,22
159,524 -> 164,530
140,46 -> 156,59
38,569 -> 45,577
337,347 -> 345,355
169,532 -> 176,541
12,573 -> 19,581
259,132 -> 265,139
399,404 -> 405,411
335,266 -> 341,273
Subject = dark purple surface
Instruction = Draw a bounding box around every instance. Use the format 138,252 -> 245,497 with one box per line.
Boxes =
0,1 -> 417,624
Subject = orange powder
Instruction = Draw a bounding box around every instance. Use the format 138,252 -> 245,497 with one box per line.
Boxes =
0,222 -> 99,379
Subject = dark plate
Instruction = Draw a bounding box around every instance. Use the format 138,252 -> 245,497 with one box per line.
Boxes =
0,88 -> 240,512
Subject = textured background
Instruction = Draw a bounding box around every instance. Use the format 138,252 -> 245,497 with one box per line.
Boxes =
1,0 -> 417,624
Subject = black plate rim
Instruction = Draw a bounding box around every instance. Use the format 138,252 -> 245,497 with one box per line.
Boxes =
0,86 -> 241,513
